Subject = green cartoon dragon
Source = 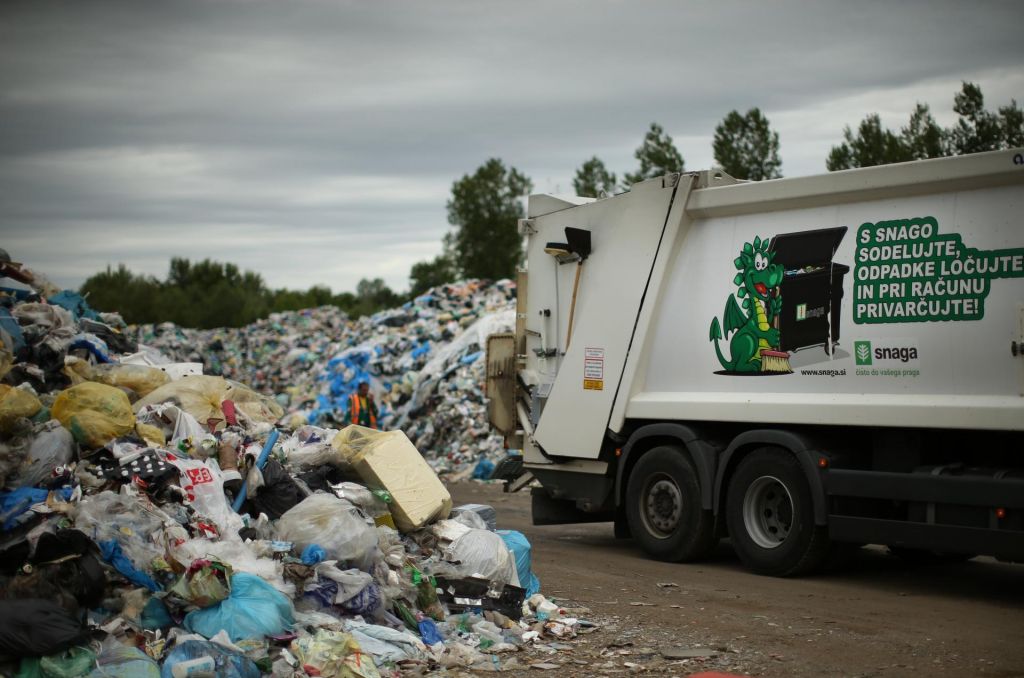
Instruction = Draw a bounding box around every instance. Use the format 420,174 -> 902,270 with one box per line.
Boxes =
709,235 -> 785,372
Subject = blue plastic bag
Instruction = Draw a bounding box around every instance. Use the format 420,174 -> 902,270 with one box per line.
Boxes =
99,540 -> 161,592
300,544 -> 326,565
472,458 -> 495,481
1,487 -> 72,530
418,618 -> 444,646
184,572 -> 294,642
159,640 -> 259,678
497,530 -> 541,597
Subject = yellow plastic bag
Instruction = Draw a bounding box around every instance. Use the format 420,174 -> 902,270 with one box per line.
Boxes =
135,422 -> 166,447
0,384 -> 43,432
133,375 -> 283,428
52,382 -> 135,448
63,358 -> 170,398
291,630 -> 380,678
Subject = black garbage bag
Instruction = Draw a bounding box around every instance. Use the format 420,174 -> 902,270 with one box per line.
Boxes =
243,460 -> 306,520
0,599 -> 90,656
31,529 -> 107,610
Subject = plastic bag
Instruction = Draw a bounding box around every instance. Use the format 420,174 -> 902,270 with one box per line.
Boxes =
281,426 -> 342,469
275,494 -> 377,567
19,645 -> 96,678
72,491 -> 168,576
135,404 -> 208,448
8,421 -> 74,488
343,619 -> 427,666
497,530 -> 540,597
82,362 -> 170,398
87,638 -> 160,678
435,529 -> 516,587
452,504 -> 497,531
52,383 -> 135,449
184,572 -> 294,643
134,376 -> 283,429
168,559 -> 233,608
0,599 -> 90,657
244,459 -> 305,520
290,630 -> 380,678
0,385 -> 43,433
159,639 -> 260,678
174,539 -> 293,598
164,455 -> 243,537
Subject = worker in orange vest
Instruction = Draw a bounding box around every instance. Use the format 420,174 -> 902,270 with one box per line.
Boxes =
346,381 -> 378,429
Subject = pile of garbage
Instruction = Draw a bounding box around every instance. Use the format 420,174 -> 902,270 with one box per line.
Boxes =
137,282 -> 517,477
0,255 -> 580,676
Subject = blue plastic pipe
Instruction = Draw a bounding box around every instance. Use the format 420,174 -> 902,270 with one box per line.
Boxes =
232,428 -> 280,512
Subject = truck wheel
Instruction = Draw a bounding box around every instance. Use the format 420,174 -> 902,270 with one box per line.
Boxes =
726,447 -> 829,576
625,446 -> 716,562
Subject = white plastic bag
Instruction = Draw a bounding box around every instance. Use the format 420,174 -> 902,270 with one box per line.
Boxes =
436,528 -> 516,587
165,455 -> 243,537
275,494 -> 378,567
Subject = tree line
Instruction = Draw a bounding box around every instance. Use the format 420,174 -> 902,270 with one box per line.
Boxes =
81,82 -> 1020,328
81,258 -> 402,329
422,81 -> 1021,287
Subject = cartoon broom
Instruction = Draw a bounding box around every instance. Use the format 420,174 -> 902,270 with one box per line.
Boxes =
760,286 -> 792,373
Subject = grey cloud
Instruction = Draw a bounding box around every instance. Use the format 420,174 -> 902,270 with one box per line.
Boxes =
2,0 -> 1022,293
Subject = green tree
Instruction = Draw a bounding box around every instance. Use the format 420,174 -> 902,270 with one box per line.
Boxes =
826,114 -> 912,171
948,82 -> 1004,155
900,103 -> 947,161
355,277 -> 400,311
1001,102 -> 1024,149
446,158 -> 532,280
712,108 -> 782,180
623,122 -> 684,187
572,156 -> 617,197
409,254 -> 457,297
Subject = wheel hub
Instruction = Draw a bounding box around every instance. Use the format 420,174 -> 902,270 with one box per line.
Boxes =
643,475 -> 683,538
742,475 -> 794,549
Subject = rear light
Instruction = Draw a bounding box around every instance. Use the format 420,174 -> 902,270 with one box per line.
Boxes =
996,507 -> 1007,519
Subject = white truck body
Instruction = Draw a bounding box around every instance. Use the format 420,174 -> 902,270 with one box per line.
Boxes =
494,149 -> 1024,575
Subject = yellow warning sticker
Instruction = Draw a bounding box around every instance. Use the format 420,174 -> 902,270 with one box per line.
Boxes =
583,379 -> 603,390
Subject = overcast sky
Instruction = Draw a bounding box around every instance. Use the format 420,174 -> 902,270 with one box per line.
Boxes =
2,1 -> 1022,295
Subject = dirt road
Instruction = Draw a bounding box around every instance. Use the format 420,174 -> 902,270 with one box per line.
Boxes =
448,481 -> 1024,678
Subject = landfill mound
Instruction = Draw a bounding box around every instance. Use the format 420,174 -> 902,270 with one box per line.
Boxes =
137,281 -> 516,477
0,256 -> 585,676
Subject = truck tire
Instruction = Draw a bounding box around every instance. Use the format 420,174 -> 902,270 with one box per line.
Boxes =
625,445 -> 716,562
726,447 -> 830,576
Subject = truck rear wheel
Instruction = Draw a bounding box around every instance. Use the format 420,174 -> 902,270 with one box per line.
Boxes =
625,446 -> 716,562
726,447 -> 830,576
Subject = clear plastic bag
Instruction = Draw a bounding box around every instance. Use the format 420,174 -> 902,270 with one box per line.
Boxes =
0,384 -> 42,433
87,638 -> 160,677
8,420 -> 74,488
275,494 -> 378,567
72,491 -> 168,575
159,639 -> 260,678
433,529 -> 516,587
52,382 -> 135,449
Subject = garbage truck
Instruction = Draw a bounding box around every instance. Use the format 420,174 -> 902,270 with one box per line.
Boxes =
485,148 -> 1024,576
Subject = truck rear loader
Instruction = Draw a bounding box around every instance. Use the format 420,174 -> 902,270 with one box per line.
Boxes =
486,148 -> 1024,576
